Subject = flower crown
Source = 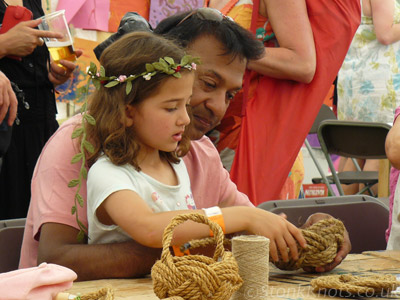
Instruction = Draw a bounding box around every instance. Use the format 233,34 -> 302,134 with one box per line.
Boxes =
87,55 -> 200,95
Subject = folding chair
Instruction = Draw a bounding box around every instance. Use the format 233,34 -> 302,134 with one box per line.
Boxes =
312,120 -> 391,197
0,217 -> 26,229
0,225 -> 25,273
304,104 -> 337,196
258,195 -> 389,253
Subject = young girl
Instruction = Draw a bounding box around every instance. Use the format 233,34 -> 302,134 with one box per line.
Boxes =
85,31 -> 306,262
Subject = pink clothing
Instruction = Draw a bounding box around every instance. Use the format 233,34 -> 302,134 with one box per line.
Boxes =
387,106 -> 400,242
0,263 -> 76,300
19,114 -> 252,268
185,135 -> 253,209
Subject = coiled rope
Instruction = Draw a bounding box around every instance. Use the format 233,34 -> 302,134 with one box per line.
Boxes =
151,213 -> 243,300
273,218 -> 345,271
311,274 -> 400,296
180,217 -> 345,272
77,287 -> 114,300
56,287 -> 114,300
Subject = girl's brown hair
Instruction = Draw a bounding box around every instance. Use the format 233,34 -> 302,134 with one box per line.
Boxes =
84,31 -> 192,169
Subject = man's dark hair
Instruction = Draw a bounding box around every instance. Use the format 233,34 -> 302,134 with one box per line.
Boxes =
154,11 -> 265,62
94,12 -> 152,60
94,10 -> 264,62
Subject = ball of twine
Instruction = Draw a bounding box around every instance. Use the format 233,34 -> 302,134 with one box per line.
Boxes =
311,274 -> 400,296
273,218 -> 344,271
151,213 -> 243,300
231,235 -> 270,300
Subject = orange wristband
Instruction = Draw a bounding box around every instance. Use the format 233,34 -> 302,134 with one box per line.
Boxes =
172,245 -> 190,257
203,206 -> 226,236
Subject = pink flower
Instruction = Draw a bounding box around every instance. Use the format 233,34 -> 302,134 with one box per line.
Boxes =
191,63 -> 197,70
96,72 -> 100,77
117,75 -> 127,82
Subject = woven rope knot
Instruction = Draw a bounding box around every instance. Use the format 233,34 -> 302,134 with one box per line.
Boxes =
311,274 -> 400,296
274,218 -> 345,270
151,213 -> 243,300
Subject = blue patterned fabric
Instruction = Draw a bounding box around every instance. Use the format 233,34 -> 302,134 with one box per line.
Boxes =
338,1 -> 400,123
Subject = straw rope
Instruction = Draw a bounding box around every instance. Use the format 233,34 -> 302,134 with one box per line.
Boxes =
180,218 -> 345,272
231,235 -> 270,300
181,236 -> 231,250
273,218 -> 345,271
77,287 -> 114,300
311,274 -> 400,296
151,213 -> 243,300
55,288 -> 115,300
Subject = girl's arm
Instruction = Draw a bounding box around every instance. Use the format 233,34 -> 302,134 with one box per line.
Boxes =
98,189 -> 306,262
370,0 -> 400,45
246,0 -> 316,83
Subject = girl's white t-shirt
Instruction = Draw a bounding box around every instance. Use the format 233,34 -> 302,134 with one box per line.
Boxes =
87,155 -> 195,244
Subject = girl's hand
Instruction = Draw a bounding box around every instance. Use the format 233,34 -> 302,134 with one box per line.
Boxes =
248,208 -> 307,263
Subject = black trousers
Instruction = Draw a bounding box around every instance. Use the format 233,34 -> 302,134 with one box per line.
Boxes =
0,117 -> 58,219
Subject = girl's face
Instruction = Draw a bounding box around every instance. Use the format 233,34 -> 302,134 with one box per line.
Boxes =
127,73 -> 194,154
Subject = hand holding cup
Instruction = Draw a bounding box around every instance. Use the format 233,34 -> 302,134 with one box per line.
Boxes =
38,10 -> 76,66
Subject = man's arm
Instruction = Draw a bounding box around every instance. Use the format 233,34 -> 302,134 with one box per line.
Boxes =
37,223 -> 161,281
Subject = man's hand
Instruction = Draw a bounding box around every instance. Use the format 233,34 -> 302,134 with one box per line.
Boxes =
0,71 -> 17,126
1,19 -> 63,58
48,50 -> 83,86
301,213 -> 351,272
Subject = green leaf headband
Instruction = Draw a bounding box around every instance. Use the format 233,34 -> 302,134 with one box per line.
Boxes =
87,55 -> 200,95
69,54 -> 200,241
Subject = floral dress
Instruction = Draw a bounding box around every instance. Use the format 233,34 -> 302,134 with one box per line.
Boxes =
337,0 -> 400,123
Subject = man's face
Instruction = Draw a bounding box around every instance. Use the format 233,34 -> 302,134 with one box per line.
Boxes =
186,35 -> 246,140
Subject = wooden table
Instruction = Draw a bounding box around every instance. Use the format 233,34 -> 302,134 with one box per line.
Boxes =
67,251 -> 400,299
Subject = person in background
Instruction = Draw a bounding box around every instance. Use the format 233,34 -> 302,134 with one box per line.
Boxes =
337,0 -> 400,195
0,0 -> 81,218
0,71 -> 17,169
0,70 -> 17,126
385,106 -> 400,248
19,10 -> 351,280
203,0 -> 361,204
205,0 -> 314,201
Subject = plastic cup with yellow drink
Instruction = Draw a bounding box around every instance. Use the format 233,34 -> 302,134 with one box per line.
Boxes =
38,10 -> 76,66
